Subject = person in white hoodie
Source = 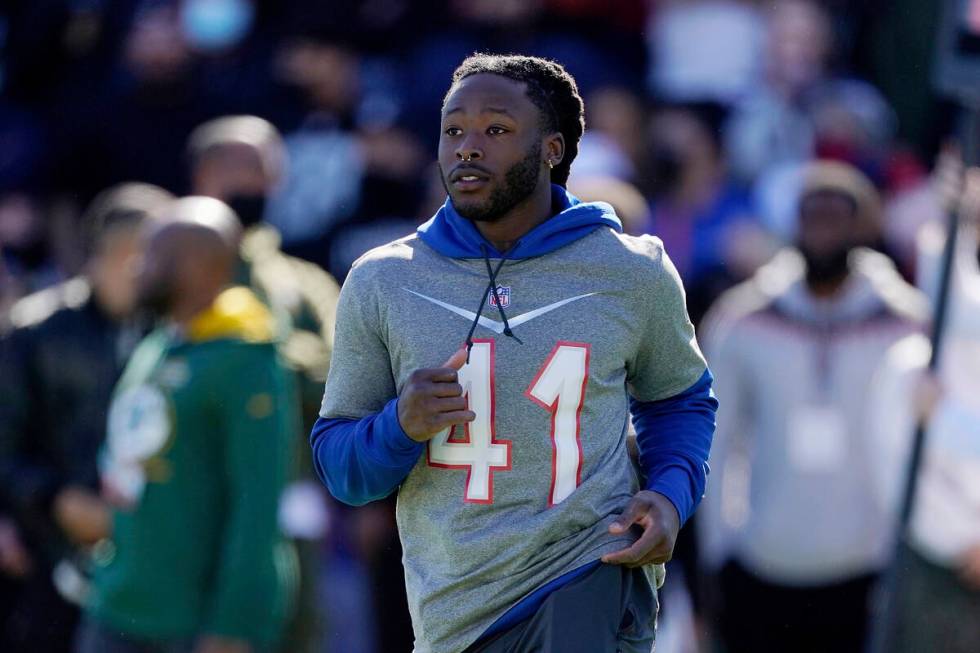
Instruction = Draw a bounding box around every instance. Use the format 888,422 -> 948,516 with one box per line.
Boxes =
698,160 -> 927,653
867,164 -> 980,652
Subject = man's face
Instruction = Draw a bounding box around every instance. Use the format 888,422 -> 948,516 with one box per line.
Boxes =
194,143 -> 272,200
767,0 -> 828,92
89,228 -> 145,319
193,143 -> 273,227
796,190 -> 858,282
438,74 -> 549,223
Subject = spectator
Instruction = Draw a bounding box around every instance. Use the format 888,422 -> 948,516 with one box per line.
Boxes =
867,165 -> 980,652
264,29 -> 431,282
187,114 -> 340,417
402,0 -> 644,146
74,3 -> 207,196
188,115 -> 341,652
78,197 -> 295,653
263,34 -> 367,262
642,101 -> 768,324
0,192 -> 63,310
724,0 -> 830,183
752,77 -> 899,253
570,87 -> 647,183
808,79 -> 897,182
877,145 -> 959,279
698,161 -> 927,653
0,182 -> 173,653
326,123 -> 429,282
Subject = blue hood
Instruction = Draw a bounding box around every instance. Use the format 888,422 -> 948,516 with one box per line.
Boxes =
417,184 -> 623,260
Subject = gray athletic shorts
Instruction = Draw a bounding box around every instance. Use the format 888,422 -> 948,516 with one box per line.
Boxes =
464,563 -> 658,653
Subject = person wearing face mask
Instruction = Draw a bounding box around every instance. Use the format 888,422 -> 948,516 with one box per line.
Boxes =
187,115 -> 339,421
696,160 -> 928,653
643,103 -> 769,326
187,115 -> 338,653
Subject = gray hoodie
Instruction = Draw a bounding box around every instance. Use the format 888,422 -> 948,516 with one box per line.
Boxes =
319,216 -> 708,652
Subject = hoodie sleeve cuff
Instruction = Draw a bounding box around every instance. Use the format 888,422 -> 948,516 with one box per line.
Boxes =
646,465 -> 695,526
377,398 -> 425,459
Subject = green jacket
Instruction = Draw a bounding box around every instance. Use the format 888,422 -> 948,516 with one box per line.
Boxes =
89,287 -> 298,647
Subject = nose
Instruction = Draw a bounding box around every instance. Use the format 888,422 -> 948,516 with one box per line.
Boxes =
455,137 -> 483,162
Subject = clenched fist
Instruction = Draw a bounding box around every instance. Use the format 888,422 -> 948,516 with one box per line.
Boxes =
398,348 -> 475,442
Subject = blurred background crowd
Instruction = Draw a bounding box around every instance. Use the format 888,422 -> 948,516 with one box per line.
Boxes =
1,0 -> 978,652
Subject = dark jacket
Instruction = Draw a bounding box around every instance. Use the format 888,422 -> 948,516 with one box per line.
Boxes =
0,278 -> 140,560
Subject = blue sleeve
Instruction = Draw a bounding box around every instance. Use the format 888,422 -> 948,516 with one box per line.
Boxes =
309,398 -> 424,506
630,368 -> 717,525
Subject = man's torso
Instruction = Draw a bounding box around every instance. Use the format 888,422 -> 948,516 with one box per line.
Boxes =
323,228 -> 704,651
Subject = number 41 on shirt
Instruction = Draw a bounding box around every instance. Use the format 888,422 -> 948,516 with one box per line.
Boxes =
427,339 -> 591,506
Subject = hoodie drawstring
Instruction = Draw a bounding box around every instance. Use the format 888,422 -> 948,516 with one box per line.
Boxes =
464,243 -> 523,363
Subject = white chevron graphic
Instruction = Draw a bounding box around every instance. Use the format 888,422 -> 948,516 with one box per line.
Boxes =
403,289 -> 597,334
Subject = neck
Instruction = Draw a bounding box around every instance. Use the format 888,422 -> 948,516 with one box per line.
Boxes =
472,184 -> 554,252
806,273 -> 848,299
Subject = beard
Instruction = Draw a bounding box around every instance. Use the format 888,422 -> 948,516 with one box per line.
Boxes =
800,244 -> 852,286
226,193 -> 267,229
442,141 -> 542,223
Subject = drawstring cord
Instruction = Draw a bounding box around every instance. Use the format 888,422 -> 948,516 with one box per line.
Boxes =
482,247 -> 522,345
464,242 -> 523,363
464,281 -> 496,363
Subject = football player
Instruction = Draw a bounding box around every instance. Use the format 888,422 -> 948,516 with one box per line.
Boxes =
311,55 -> 717,653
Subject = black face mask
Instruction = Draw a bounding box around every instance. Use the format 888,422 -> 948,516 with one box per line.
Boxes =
800,244 -> 851,287
648,146 -> 684,196
226,194 -> 267,228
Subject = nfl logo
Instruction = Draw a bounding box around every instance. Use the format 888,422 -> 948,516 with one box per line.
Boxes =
489,286 -> 511,309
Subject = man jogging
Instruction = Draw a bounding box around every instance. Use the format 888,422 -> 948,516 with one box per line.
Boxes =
311,54 -> 717,653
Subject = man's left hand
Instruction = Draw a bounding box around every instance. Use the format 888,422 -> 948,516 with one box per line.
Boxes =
601,491 -> 680,567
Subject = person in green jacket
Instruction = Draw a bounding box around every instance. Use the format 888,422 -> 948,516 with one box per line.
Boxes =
75,197 -> 297,653
187,114 -> 338,653
187,114 -> 339,424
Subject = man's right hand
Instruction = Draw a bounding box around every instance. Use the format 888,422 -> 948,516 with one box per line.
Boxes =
397,348 -> 475,442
